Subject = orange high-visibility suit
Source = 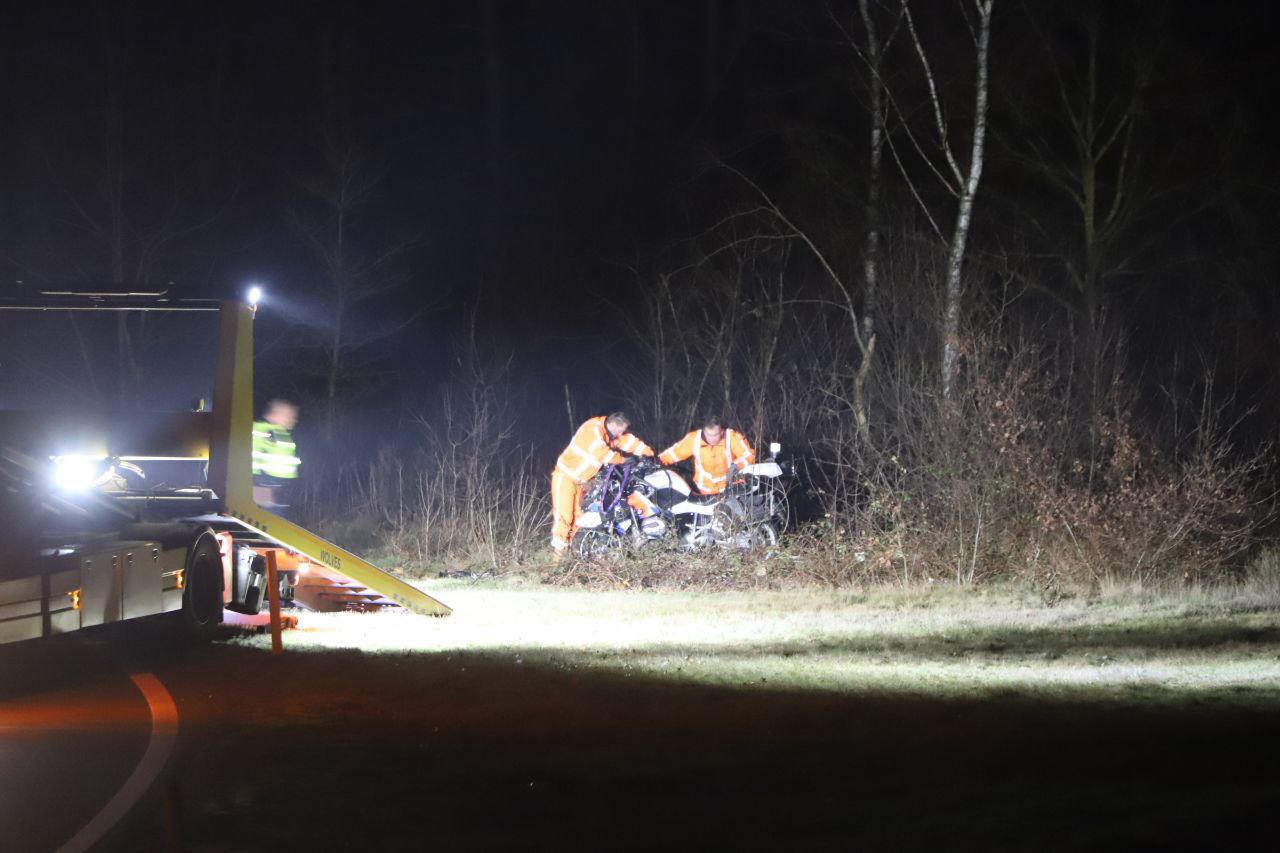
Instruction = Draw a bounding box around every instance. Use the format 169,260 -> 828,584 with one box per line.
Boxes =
551,416 -> 654,550
658,429 -> 755,495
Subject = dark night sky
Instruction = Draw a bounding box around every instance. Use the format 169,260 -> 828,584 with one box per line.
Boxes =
1,1 -> 1277,453
1,4 -> 759,365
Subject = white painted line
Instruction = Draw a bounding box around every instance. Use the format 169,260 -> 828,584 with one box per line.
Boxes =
58,672 -> 179,853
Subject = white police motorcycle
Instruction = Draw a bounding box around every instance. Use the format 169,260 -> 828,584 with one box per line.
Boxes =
571,443 -> 789,557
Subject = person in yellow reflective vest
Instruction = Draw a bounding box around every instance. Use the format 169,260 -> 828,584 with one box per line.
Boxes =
658,416 -> 755,495
252,399 -> 301,510
551,412 -> 654,555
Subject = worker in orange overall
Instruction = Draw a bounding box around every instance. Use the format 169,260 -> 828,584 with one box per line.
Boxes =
551,411 -> 654,555
658,416 -> 755,495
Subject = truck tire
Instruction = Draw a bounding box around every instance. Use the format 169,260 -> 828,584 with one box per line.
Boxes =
182,530 -> 224,635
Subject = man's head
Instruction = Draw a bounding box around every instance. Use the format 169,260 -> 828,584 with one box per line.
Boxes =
265,399 -> 299,429
701,415 -> 725,445
604,411 -> 631,440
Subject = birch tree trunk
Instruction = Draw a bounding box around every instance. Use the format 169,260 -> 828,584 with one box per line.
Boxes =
895,0 -> 995,399
939,0 -> 993,400
854,0 -> 889,441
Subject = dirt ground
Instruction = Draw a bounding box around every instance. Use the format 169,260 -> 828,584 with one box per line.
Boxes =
71,585 -> 1276,852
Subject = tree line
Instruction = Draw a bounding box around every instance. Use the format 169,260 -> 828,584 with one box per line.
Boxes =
2,2 -> 1274,582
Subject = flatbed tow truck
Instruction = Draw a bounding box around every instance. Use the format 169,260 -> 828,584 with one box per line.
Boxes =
0,293 -> 450,645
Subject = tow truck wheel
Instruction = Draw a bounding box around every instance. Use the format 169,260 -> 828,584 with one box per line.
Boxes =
182,531 -> 224,635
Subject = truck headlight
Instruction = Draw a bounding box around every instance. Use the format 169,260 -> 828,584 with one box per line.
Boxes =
50,455 -> 107,492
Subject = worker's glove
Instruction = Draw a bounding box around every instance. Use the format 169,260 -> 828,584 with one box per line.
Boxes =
631,455 -> 659,472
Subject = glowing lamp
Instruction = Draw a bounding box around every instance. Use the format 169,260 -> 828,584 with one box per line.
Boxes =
51,456 -> 103,492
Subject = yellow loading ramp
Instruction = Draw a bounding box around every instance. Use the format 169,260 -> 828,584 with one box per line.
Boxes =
248,547 -> 392,612
207,301 -> 451,617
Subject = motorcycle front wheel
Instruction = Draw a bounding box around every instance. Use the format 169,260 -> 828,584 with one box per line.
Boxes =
743,522 -> 779,553
572,528 -> 626,558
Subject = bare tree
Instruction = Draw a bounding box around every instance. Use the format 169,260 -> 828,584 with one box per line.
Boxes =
858,0 -> 886,349
716,166 -> 877,443
886,0 -> 995,399
290,130 -> 417,440
1007,7 -> 1153,376
830,0 -> 906,439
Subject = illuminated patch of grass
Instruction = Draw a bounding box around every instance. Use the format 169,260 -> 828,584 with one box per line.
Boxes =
229,583 -> 1280,707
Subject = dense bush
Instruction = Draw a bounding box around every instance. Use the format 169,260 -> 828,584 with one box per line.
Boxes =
834,338 -> 1268,589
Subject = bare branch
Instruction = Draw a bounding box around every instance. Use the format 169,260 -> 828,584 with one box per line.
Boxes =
901,0 -> 965,188
716,160 -> 869,358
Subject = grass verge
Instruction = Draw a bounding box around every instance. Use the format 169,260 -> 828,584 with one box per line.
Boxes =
231,580 -> 1280,709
